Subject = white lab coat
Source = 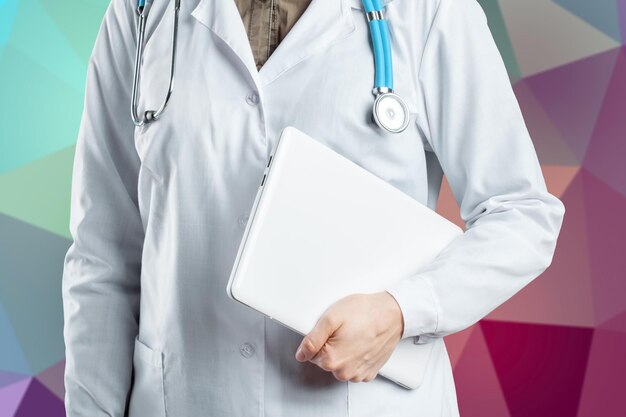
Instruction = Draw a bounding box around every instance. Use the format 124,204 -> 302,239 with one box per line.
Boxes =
61,0 -> 565,415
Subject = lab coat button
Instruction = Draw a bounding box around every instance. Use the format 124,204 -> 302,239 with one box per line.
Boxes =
238,213 -> 249,229
239,342 -> 256,358
246,91 -> 260,105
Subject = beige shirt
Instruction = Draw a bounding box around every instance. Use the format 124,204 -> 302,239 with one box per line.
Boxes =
234,0 -> 312,70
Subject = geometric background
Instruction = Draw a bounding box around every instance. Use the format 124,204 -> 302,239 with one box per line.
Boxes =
0,0 -> 625,416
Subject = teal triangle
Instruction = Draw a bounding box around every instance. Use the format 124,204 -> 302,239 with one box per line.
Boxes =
7,0 -> 88,92
0,45 -> 82,174
0,214 -> 70,375
0,304 -> 31,375
0,0 -> 19,51
478,0 -> 521,81
39,0 -> 109,64
554,0 -> 621,43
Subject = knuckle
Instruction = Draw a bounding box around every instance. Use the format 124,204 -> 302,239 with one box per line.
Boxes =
321,358 -> 337,370
333,369 -> 352,382
322,314 -> 338,329
321,351 -> 337,369
349,374 -> 364,383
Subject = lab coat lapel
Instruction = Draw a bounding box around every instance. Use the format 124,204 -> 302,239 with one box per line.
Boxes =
190,0 -> 356,88
190,0 -> 261,86
255,0 -> 355,86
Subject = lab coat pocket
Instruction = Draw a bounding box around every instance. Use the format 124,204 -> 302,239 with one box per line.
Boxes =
128,336 -> 167,417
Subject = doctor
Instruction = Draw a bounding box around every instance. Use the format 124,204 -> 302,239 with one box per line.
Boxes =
62,0 -> 565,415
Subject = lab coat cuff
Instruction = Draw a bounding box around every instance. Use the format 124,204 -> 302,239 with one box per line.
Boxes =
385,274 -> 439,340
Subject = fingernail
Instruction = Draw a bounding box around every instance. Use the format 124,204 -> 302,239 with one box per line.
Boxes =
295,346 -> 305,361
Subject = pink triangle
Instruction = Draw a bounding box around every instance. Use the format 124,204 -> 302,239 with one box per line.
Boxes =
0,378 -> 31,417
487,171 -> 595,327
598,310 -> 626,333
435,175 -> 464,229
445,324 -> 477,369
577,329 -> 626,417
541,165 -> 580,199
453,325 -> 511,417
580,168 -> 626,324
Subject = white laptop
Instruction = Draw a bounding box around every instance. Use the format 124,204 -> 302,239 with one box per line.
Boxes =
226,126 -> 464,389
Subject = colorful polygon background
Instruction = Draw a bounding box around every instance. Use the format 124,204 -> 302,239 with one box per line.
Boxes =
1,0 -> 625,415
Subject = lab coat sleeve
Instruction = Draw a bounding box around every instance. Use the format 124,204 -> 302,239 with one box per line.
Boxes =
384,0 -> 566,342
62,0 -> 143,415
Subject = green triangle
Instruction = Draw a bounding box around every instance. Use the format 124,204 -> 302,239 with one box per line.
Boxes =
478,0 -> 521,81
0,146 -> 75,239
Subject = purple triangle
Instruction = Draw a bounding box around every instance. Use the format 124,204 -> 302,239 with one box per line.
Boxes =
513,80 -> 578,166
583,47 -> 626,199
0,378 -> 30,417
13,379 -> 65,417
0,370 -> 29,389
35,360 -> 65,400
524,48 -> 620,163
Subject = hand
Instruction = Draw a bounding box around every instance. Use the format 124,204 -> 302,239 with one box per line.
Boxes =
294,291 -> 404,383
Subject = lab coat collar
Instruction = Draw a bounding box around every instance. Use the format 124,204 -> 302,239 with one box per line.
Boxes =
348,0 -> 396,9
191,0 -> 359,88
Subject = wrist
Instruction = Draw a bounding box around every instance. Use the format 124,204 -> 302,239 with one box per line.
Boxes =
379,291 -> 404,339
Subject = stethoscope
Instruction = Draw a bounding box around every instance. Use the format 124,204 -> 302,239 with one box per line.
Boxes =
131,0 -> 180,126
131,0 -> 410,134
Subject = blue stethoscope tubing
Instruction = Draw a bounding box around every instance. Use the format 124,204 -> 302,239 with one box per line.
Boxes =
361,0 -> 410,133
131,0 -> 409,133
362,0 -> 392,90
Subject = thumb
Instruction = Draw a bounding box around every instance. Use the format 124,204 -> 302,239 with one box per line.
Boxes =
295,314 -> 338,362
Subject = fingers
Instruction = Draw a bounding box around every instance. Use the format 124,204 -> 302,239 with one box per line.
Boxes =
347,364 -> 378,383
331,360 -> 378,383
330,335 -> 394,383
295,314 -> 340,362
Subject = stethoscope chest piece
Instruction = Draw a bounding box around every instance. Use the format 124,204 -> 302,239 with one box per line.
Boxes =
372,91 -> 410,133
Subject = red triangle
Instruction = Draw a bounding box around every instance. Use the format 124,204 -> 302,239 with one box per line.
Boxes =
482,321 -> 592,417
